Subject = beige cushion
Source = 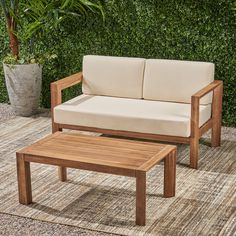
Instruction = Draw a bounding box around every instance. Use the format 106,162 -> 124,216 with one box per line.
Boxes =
143,59 -> 214,104
82,55 -> 145,99
54,95 -> 212,137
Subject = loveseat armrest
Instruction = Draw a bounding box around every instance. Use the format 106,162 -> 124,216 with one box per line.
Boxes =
190,80 -> 223,168
192,80 -> 223,99
191,80 -> 223,138
51,72 -> 83,108
51,72 -> 83,91
51,72 -> 83,132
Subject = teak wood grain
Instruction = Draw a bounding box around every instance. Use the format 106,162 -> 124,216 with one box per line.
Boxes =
211,81 -> 223,147
190,80 -> 223,169
136,171 -> 146,226
16,132 -> 176,226
19,132 -> 176,173
58,124 -> 190,144
190,95 -> 200,169
16,153 -> 32,205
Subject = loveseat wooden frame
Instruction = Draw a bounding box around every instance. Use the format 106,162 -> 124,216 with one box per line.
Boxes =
51,72 -> 223,180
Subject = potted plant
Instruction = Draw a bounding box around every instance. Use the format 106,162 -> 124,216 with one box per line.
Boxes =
0,0 -> 103,116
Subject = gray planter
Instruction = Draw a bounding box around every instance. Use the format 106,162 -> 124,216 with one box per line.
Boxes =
3,63 -> 42,117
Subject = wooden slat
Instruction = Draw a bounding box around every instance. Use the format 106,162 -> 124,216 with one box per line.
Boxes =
138,146 -> 176,171
51,72 -> 83,90
211,81 -> 223,147
24,154 -> 136,177
51,83 -> 62,133
21,134 -> 163,163
21,132 -> 167,153
190,95 -> 200,169
44,140 -> 153,161
24,147 -> 147,169
55,133 -> 165,151
47,138 -> 158,156
192,80 -> 222,98
58,124 -> 190,144
20,132 -> 176,173
200,119 -> 212,136
18,132 -> 61,153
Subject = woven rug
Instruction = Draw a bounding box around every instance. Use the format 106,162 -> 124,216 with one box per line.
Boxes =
0,115 -> 235,236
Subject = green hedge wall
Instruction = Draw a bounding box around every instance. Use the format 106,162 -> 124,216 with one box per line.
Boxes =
0,0 -> 235,126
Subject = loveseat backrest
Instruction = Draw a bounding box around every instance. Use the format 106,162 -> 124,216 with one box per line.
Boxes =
143,59 -> 214,104
82,55 -> 145,99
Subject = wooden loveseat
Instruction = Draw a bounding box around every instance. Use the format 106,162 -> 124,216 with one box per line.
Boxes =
51,55 -> 223,180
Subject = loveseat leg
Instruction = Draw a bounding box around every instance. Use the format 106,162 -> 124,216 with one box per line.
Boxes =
58,167 -> 67,182
190,137 -> 199,169
52,123 -> 67,181
52,123 -> 62,133
211,82 -> 223,147
211,125 -> 221,147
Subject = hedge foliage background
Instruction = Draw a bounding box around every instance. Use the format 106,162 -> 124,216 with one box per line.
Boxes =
0,0 -> 235,126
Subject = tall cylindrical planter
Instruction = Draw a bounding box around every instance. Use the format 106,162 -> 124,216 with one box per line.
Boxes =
3,63 -> 42,117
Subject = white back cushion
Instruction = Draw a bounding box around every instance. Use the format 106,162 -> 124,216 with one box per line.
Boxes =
82,55 -> 145,99
143,59 -> 215,104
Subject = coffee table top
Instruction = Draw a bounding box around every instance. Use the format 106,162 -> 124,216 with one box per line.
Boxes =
19,132 -> 176,172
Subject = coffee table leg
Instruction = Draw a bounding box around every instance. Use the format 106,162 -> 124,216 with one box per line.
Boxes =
16,153 -> 32,205
136,171 -> 146,226
164,150 -> 176,197
58,167 -> 67,182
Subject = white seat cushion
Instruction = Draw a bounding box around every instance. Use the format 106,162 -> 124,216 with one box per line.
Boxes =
82,55 -> 145,99
143,59 -> 214,104
54,95 -> 212,137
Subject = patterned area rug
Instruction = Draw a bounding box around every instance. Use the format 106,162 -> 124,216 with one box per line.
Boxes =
0,115 -> 235,236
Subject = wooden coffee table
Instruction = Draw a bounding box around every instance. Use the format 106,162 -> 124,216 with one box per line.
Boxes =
16,132 -> 176,226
